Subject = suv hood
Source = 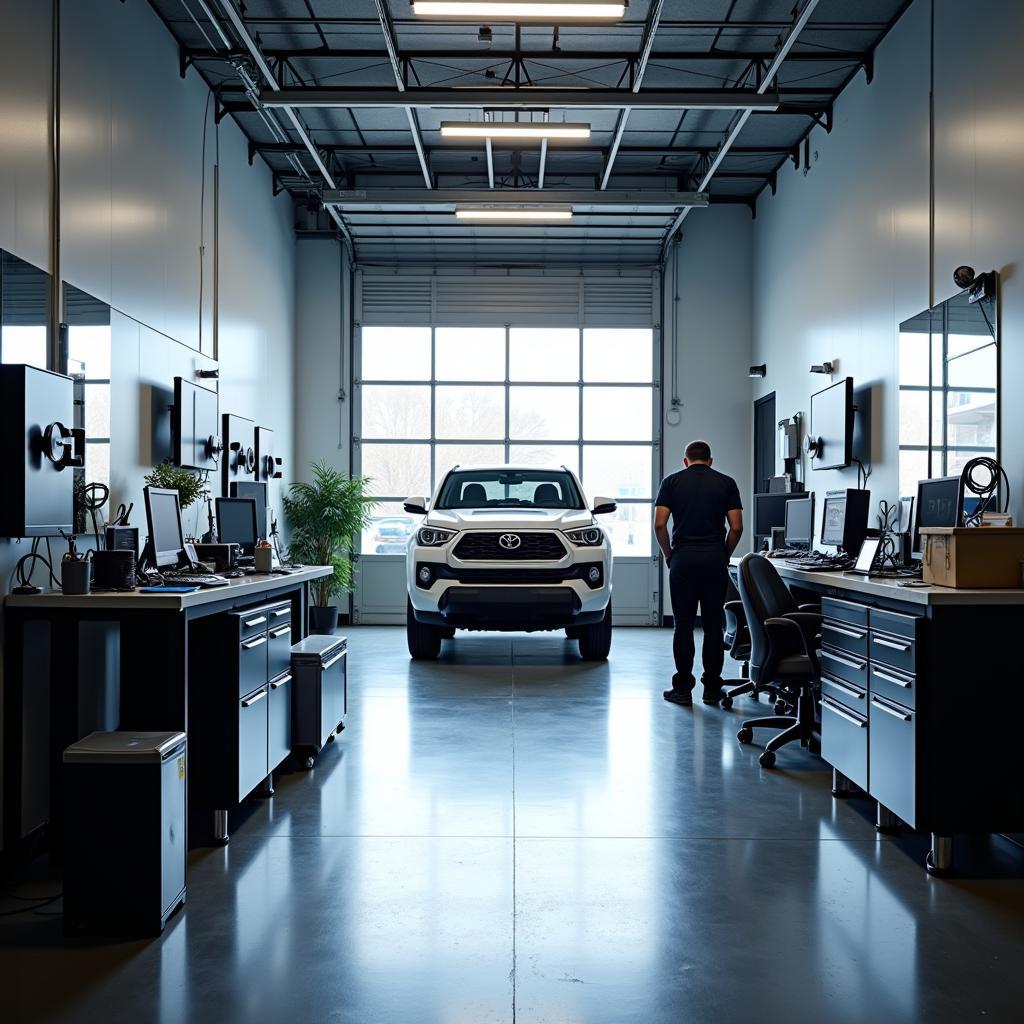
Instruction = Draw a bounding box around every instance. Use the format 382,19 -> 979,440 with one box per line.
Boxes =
426,508 -> 595,531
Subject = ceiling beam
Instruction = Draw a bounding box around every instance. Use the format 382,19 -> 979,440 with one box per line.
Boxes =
213,0 -> 354,247
663,0 -> 822,250
259,88 -> 781,111
256,142 -> 792,156
374,0 -> 431,189
600,0 -> 663,190
323,188 -> 708,210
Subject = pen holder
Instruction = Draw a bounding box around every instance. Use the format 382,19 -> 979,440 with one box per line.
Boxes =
61,558 -> 92,596
254,546 -> 273,574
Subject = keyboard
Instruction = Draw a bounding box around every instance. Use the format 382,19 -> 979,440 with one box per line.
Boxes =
164,574 -> 231,587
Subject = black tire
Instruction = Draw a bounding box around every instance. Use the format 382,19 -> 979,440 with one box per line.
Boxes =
407,599 -> 443,660
565,626 -> 581,640
577,602 -> 612,661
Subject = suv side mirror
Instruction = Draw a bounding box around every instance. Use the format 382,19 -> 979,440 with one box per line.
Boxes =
592,497 -> 617,515
403,497 -> 428,515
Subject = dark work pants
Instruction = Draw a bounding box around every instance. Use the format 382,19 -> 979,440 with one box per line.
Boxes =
668,545 -> 729,690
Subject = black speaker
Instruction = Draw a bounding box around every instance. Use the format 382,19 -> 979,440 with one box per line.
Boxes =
0,364 -> 83,537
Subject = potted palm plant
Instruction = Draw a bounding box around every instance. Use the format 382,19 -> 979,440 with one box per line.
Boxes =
284,461 -> 375,634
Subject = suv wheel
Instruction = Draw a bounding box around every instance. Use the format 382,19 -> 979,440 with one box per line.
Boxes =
407,599 -> 443,660
577,601 -> 612,661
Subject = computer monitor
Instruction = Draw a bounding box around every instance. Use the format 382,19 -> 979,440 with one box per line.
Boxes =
144,486 -> 186,569
912,476 -> 961,558
820,488 -> 870,554
230,480 -> 268,542
216,496 -> 258,556
783,495 -> 814,549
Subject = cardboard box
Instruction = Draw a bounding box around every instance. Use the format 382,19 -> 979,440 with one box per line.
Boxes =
920,527 -> 1024,589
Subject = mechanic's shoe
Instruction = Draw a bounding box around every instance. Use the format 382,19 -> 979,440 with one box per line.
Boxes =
663,688 -> 693,707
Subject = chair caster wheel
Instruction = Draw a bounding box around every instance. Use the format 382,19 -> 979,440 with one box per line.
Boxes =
737,727 -> 753,745
327,733 -> 335,742
759,750 -> 777,769
719,696 -> 733,710
304,756 -> 315,770
774,700 -> 788,715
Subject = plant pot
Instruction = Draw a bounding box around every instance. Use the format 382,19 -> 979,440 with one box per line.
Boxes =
308,605 -> 338,635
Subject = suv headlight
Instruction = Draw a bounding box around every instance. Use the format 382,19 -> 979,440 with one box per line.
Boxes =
564,526 -> 603,546
417,526 -> 457,546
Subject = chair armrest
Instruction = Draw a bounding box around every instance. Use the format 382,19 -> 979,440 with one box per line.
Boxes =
724,600 -> 745,618
766,614 -> 821,671
797,602 -> 821,613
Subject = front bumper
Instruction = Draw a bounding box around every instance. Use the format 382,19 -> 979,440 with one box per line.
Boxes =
412,586 -> 607,631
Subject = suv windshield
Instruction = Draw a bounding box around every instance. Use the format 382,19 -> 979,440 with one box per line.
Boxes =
436,469 -> 585,510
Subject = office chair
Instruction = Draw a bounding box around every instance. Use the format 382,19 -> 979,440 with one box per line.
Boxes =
734,553 -> 822,768
718,579 -> 752,709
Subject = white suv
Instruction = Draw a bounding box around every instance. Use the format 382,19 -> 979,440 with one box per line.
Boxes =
404,465 -> 615,661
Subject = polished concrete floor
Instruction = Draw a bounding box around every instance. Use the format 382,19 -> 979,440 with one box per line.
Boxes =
2,626 -> 1024,1023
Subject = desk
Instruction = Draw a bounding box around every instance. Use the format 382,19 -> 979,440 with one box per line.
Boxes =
3,568 -> 331,859
731,556 -> 1024,875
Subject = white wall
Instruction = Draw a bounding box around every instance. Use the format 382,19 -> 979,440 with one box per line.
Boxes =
0,0 -> 296,848
752,0 -> 1021,524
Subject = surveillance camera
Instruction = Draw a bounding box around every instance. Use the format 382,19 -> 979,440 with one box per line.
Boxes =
748,364 -> 767,379
809,361 -> 834,375
953,265 -> 976,289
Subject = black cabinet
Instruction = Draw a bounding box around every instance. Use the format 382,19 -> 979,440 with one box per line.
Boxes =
821,696 -> 868,792
238,685 -> 270,802
268,672 -> 292,773
869,695 -> 917,828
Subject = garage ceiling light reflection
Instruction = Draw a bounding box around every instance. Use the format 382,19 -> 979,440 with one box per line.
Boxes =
454,206 -> 573,222
440,122 -> 591,140
412,2 -> 627,19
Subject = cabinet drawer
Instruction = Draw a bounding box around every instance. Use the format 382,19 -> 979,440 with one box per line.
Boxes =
819,645 -> 869,690
238,686 -> 269,801
821,697 -> 868,792
268,673 -> 292,773
870,662 -> 916,712
821,597 -> 868,628
268,621 -> 293,681
821,673 -> 867,715
869,695 -> 916,828
870,629 -> 916,675
320,647 -> 348,746
870,607 -> 920,640
239,633 -> 269,698
820,618 -> 869,659
234,609 -> 271,641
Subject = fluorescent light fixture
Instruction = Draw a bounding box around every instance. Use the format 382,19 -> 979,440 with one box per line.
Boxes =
412,3 -> 626,19
441,121 -> 591,140
455,205 -> 573,221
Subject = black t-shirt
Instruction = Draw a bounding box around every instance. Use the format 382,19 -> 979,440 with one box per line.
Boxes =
655,464 -> 743,550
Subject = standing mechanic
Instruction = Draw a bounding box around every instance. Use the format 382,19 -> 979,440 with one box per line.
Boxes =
653,440 -> 744,707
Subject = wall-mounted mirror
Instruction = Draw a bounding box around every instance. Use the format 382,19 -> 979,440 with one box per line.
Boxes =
897,274 -> 998,498
64,283 -> 113,529
1,250 -> 51,369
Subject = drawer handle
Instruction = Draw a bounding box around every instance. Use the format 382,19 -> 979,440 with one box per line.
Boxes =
873,667 -> 912,688
272,608 -> 290,618
873,635 -> 911,652
871,697 -> 912,721
823,622 -> 865,640
270,626 -> 292,638
822,675 -> 864,700
821,649 -> 866,671
271,674 -> 291,690
823,699 -> 866,727
242,636 -> 267,650
243,616 -> 267,628
323,650 -> 346,670
242,689 -> 268,707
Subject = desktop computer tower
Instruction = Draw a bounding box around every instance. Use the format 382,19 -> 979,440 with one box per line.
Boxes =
0,364 -> 83,537
63,731 -> 187,936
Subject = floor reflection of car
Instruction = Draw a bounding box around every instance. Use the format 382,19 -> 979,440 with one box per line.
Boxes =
374,517 -> 414,554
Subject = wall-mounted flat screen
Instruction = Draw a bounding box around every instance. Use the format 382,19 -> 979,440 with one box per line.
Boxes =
173,377 -> 219,472
810,376 -> 854,471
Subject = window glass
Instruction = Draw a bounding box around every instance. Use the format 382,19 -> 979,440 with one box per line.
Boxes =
582,445 -> 653,501
509,386 -> 579,441
435,385 -> 505,440
509,444 -> 579,475
509,328 -> 578,382
435,327 -> 505,381
361,443 -> 430,499
361,326 -> 431,381
583,329 -> 652,383
898,390 -> 930,448
1,326 -> 48,368
946,391 -> 996,449
436,468 -> 582,509
361,385 -> 431,440
67,325 -> 112,378
899,450 -> 930,501
897,330 -> 930,387
946,336 -> 996,388
583,387 -> 652,441
361,501 -> 418,556
435,444 -> 505,475
602,503 -> 652,556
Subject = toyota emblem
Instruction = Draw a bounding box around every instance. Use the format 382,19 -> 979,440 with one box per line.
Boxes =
499,533 -> 522,550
